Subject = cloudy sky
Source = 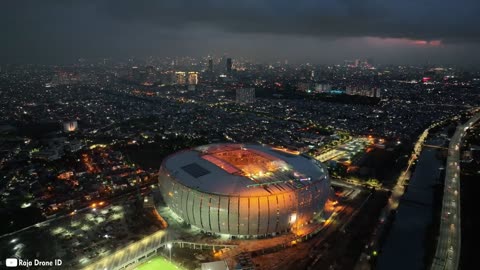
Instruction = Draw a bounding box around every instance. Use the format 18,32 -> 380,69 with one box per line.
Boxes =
1,0 -> 480,65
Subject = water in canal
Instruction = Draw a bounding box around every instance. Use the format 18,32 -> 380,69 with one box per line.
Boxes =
377,135 -> 446,270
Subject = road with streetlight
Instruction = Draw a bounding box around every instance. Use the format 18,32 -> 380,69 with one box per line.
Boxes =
431,112 -> 480,270
355,115 -> 461,270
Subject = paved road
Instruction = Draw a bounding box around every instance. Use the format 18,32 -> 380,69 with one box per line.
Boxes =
431,112 -> 480,270
377,125 -> 430,224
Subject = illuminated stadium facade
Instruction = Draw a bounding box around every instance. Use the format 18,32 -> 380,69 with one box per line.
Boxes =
158,144 -> 331,237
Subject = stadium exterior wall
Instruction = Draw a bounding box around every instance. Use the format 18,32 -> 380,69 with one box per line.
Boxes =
158,166 -> 330,236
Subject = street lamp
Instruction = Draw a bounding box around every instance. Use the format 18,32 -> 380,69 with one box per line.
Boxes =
167,243 -> 172,262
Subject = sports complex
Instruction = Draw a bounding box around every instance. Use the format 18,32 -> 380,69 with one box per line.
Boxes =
158,143 -> 331,237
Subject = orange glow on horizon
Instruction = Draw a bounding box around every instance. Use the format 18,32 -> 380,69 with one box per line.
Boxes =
411,40 -> 442,46
365,37 -> 442,47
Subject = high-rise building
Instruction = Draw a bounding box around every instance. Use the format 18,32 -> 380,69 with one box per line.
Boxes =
354,59 -> 360,67
297,82 -> 311,92
315,83 -> 332,93
187,72 -> 198,85
346,85 -> 379,97
208,59 -> 213,73
236,88 -> 255,103
175,71 -> 186,85
226,58 -> 233,73
145,65 -> 157,83
345,86 -> 354,95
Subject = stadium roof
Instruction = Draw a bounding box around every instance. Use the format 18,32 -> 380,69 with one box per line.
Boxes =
162,144 -> 328,197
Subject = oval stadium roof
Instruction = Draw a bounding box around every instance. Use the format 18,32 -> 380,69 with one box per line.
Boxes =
162,144 -> 329,197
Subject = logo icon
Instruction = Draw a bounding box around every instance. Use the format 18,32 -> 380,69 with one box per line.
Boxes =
6,258 -> 18,267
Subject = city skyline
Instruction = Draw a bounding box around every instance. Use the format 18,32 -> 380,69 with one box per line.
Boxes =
1,1 -> 480,270
1,1 -> 480,66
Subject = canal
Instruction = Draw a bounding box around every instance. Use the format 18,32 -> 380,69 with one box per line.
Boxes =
377,134 -> 447,270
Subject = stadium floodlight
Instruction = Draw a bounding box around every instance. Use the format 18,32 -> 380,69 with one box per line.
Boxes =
167,243 -> 172,261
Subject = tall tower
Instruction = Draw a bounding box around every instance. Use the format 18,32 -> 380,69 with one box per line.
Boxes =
226,58 -> 233,73
354,59 -> 360,67
208,59 -> 213,74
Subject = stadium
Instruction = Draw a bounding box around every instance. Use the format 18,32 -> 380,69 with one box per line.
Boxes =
158,143 -> 331,237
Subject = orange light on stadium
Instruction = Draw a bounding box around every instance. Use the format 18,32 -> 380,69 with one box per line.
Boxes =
91,203 -> 97,208
99,201 -> 105,206
289,213 -> 297,224
272,147 -> 300,155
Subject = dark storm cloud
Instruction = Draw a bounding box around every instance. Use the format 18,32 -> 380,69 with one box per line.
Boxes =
100,0 -> 480,42
1,0 -> 479,64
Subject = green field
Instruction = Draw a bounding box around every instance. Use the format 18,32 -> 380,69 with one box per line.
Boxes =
135,256 -> 184,270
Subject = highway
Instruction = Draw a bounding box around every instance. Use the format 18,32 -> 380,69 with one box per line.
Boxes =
355,114 -> 459,270
431,112 -> 480,270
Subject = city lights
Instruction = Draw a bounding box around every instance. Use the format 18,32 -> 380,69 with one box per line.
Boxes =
1,7 -> 479,269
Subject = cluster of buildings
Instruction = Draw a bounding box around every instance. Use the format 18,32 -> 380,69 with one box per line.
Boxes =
1,57 -> 479,270
345,85 -> 382,98
235,88 -> 255,104
1,59 -> 479,221
296,82 -> 381,98
1,136 -> 152,217
174,71 -> 199,86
